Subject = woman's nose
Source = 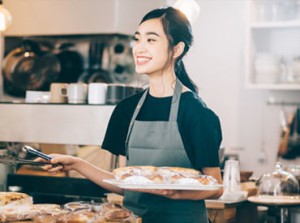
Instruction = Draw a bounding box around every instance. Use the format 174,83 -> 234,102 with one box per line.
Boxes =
133,42 -> 147,54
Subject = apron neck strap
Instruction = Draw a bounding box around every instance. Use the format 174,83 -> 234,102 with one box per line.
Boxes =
125,79 -> 183,157
169,79 -> 183,121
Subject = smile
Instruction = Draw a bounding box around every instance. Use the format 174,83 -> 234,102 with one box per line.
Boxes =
136,56 -> 152,65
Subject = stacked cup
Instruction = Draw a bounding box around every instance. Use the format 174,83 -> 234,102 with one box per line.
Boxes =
88,83 -> 108,104
49,83 -> 68,103
220,160 -> 247,201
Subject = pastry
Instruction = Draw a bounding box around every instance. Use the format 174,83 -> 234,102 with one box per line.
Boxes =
113,166 -> 157,180
112,166 -> 217,186
0,192 -> 32,206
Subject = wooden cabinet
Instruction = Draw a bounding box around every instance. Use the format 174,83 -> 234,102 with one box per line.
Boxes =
245,0 -> 300,90
206,199 -> 258,223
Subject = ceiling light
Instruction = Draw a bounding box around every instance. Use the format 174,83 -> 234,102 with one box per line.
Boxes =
173,0 -> 200,24
0,0 -> 12,32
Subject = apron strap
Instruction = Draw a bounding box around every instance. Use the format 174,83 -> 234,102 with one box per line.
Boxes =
125,79 -> 183,158
169,79 -> 183,121
125,88 -> 148,157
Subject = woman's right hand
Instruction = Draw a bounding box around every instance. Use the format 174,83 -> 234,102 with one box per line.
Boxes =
38,154 -> 82,174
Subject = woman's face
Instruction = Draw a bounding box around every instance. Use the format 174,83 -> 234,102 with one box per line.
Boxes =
132,18 -> 171,76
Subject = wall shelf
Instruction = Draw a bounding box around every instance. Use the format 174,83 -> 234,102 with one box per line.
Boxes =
245,83 -> 300,90
0,103 -> 114,145
249,21 -> 300,29
245,1 -> 300,90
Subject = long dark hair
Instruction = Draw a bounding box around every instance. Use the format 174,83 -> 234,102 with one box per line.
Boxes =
140,7 -> 198,94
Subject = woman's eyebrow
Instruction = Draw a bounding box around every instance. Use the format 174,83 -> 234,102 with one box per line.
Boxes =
134,31 -> 160,37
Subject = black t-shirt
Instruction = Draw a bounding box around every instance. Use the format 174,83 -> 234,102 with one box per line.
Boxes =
101,90 -> 222,171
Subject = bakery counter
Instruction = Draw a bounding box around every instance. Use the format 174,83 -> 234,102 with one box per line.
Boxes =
205,199 -> 258,223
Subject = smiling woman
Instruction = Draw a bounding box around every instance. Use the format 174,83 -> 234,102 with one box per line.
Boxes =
42,6 -> 223,223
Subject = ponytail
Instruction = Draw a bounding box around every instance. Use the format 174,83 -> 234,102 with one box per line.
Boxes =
175,60 -> 198,94
141,7 -> 198,93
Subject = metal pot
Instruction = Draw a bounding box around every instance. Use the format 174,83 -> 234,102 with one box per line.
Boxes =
2,40 -> 61,96
55,42 -> 84,83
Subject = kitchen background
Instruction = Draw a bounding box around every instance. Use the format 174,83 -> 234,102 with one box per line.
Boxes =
0,0 -> 300,179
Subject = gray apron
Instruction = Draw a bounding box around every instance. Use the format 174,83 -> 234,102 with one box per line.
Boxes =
123,79 -> 208,223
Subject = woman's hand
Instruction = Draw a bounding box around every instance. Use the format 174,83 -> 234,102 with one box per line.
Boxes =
37,154 -> 81,174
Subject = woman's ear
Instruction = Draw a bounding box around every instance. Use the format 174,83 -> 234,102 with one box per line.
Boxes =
173,42 -> 185,59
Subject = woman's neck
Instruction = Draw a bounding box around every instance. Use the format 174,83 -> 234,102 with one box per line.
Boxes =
148,71 -> 176,97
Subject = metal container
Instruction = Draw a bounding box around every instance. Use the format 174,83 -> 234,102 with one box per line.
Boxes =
0,149 -> 13,191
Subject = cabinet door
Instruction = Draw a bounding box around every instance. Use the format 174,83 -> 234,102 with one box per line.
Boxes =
245,0 -> 300,90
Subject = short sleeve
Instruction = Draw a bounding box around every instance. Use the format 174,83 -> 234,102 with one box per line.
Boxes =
101,93 -> 142,156
179,95 -> 222,170
101,104 -> 129,156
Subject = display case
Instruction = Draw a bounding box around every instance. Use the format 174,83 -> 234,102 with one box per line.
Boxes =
245,0 -> 300,90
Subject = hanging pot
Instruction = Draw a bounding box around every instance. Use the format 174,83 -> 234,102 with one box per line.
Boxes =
55,43 -> 84,83
2,39 -> 61,96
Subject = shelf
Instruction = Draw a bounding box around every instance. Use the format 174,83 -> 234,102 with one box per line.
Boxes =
249,21 -> 300,29
0,104 -> 115,145
245,0 -> 300,90
245,83 -> 300,90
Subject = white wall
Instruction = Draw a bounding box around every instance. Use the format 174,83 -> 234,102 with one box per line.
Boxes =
185,0 -> 300,176
2,0 -> 300,176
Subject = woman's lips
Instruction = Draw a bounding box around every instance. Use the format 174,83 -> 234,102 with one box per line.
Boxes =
136,56 -> 151,66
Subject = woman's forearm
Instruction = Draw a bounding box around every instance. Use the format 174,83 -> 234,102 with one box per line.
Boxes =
66,157 -> 124,195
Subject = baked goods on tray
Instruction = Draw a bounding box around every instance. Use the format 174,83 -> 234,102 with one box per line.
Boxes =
0,192 -> 33,206
112,166 -> 218,185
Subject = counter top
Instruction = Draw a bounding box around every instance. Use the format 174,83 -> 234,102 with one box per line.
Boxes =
205,198 -> 249,209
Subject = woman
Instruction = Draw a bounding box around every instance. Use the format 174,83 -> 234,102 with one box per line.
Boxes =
44,7 -> 223,223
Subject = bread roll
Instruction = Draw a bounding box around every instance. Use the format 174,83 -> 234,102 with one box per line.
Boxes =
112,165 -> 217,186
0,192 -> 32,206
113,166 -> 157,180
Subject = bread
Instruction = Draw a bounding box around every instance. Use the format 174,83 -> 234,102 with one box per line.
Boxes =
113,166 -> 157,180
112,166 -> 217,186
0,192 -> 32,206
64,209 -> 98,223
104,208 -> 131,220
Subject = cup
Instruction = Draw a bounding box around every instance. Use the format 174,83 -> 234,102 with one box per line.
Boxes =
222,160 -> 241,192
49,83 -> 68,103
25,91 -> 50,103
88,83 -> 107,104
67,83 -> 88,104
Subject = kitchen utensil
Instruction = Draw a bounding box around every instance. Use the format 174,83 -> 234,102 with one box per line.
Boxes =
22,145 -> 52,161
106,38 -> 135,83
49,83 -> 68,103
222,160 -> 241,192
25,90 -> 50,103
106,83 -> 126,104
2,39 -> 61,96
220,160 -> 248,201
0,155 -> 52,166
88,83 -> 107,104
67,83 -> 88,104
55,42 -> 84,83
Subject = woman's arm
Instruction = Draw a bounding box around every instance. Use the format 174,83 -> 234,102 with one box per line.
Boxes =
43,154 -> 124,195
129,167 -> 223,200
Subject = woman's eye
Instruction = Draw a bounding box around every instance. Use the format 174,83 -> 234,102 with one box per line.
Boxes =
147,38 -> 155,42
133,36 -> 139,42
